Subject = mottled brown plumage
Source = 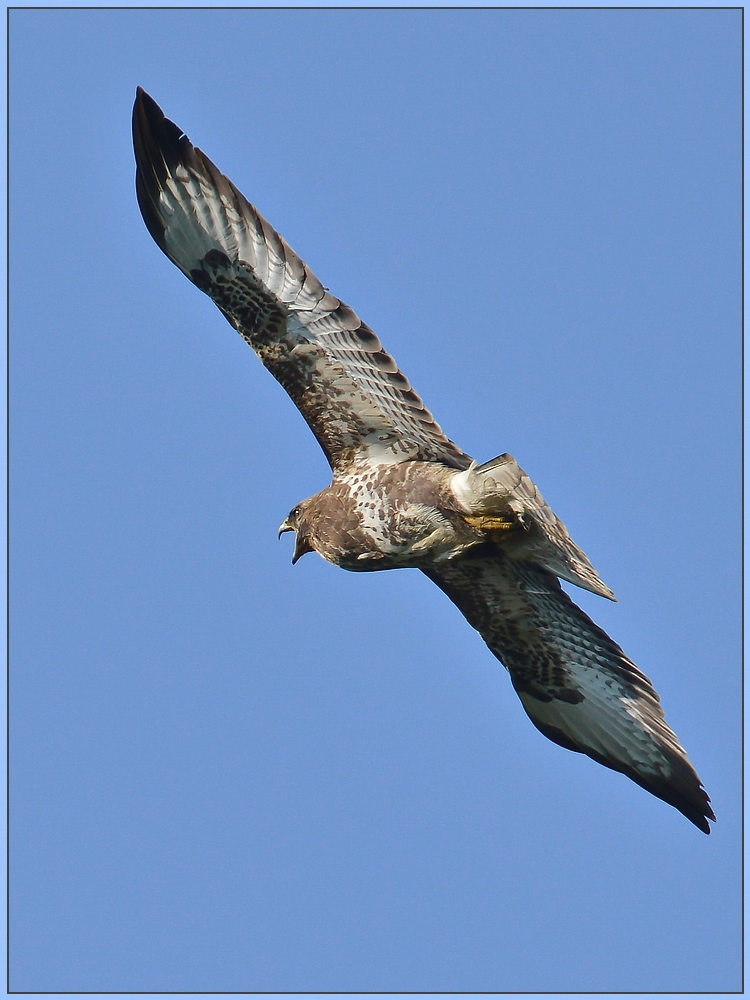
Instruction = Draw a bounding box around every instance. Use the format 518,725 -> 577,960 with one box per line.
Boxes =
133,88 -> 714,833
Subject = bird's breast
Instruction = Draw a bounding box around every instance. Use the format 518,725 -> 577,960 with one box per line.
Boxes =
314,463 -> 475,571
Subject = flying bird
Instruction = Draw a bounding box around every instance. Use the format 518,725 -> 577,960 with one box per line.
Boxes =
132,87 -> 714,833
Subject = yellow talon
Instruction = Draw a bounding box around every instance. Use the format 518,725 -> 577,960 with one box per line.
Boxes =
464,515 -> 516,532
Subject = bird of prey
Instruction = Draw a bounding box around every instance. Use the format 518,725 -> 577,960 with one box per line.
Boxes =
133,87 -> 714,833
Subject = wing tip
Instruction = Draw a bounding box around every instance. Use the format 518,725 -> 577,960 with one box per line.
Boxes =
644,750 -> 716,835
652,764 -> 715,834
133,88 -> 171,252
133,87 -> 187,170
525,711 -> 715,834
132,88 -> 200,257
671,790 -> 715,834
608,755 -> 716,833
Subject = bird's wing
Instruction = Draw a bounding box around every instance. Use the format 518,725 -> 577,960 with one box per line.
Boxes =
133,89 -> 470,474
423,550 -> 714,832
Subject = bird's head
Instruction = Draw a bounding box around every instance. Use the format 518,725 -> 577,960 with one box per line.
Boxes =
278,502 -> 315,564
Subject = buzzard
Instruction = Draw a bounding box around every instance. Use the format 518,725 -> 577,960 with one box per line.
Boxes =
133,88 -> 714,833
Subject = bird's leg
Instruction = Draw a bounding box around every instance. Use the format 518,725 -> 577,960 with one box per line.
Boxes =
410,524 -> 457,554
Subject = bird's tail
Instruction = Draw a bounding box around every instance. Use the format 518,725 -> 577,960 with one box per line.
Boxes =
453,453 -> 616,600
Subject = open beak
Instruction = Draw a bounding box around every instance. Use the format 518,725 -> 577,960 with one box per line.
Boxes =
278,518 -> 294,539
291,534 -> 313,565
278,517 -> 312,564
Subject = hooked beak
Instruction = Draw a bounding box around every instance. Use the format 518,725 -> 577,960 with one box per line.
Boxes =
278,518 -> 294,539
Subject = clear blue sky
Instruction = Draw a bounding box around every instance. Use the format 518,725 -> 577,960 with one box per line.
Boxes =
9,7 -> 741,994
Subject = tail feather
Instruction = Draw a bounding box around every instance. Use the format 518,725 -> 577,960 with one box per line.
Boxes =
452,453 -> 616,600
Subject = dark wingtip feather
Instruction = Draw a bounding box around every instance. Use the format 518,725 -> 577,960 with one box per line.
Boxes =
132,88 -> 194,257
132,88 -> 235,269
133,87 -> 186,177
632,748 -> 716,834
536,715 -> 715,834
637,767 -> 715,834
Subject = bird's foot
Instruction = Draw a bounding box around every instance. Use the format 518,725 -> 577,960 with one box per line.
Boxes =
464,514 -> 516,532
